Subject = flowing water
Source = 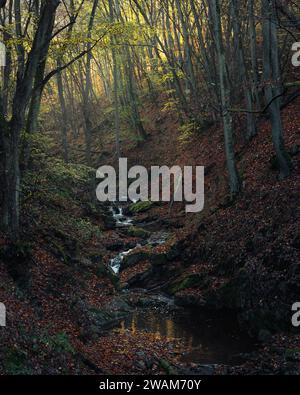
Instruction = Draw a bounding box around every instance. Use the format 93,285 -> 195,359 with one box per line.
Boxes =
109,205 -> 168,274
109,205 -> 138,274
109,205 -> 255,365
110,245 -> 142,274
110,206 -> 133,227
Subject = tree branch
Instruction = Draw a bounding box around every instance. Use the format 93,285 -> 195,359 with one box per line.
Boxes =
37,32 -> 108,92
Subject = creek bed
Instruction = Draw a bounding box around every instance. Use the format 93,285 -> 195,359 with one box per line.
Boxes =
108,205 -> 255,366
116,307 -> 255,365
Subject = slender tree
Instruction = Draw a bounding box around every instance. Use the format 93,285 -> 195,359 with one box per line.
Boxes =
210,0 -> 241,196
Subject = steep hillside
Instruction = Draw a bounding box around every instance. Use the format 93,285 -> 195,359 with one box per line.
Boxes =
0,94 -> 299,375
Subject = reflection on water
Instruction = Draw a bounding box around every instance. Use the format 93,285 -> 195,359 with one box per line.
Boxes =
118,309 -> 255,365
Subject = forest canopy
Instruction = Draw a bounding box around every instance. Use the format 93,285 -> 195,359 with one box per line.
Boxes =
0,0 -> 299,239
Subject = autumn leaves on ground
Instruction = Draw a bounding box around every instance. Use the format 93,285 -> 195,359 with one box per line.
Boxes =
0,0 -> 300,377
0,94 -> 299,375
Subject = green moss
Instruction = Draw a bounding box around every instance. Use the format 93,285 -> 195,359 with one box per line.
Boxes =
129,201 -> 154,214
41,332 -> 75,355
169,274 -> 203,294
125,226 -> 151,239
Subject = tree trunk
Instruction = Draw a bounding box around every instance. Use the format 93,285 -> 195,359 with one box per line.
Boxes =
1,0 -> 60,239
262,0 -> 290,179
210,0 -> 241,196
56,59 -> 69,163
231,0 -> 257,140
109,0 -> 121,158
83,0 -> 99,165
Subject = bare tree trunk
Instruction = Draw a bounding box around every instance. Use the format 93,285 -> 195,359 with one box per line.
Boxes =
248,0 -> 261,109
56,59 -> 69,162
210,0 -> 240,196
125,46 -> 147,142
109,0 -> 121,158
1,0 -> 60,239
83,0 -> 99,165
231,0 -> 257,140
22,57 -> 47,169
262,0 -> 290,179
175,0 -> 196,98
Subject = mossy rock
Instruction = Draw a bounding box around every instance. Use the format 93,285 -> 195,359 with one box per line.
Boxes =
168,274 -> 203,294
122,251 -> 150,269
87,306 -> 130,331
128,201 -> 155,214
122,249 -> 168,270
124,226 -> 151,239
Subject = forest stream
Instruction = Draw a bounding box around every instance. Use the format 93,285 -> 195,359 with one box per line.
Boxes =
108,205 -> 255,366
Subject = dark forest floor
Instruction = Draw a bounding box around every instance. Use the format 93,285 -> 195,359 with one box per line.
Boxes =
0,96 -> 299,375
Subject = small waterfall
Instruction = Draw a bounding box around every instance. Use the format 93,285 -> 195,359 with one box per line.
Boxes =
109,205 -> 170,274
110,206 -> 133,227
110,245 -> 141,274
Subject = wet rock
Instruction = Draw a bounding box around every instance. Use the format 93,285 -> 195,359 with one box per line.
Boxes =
147,231 -> 169,246
174,294 -> 206,308
105,297 -> 132,313
168,274 -> 204,295
123,226 -> 151,239
127,270 -> 151,288
135,294 -> 175,309
126,258 -> 182,290
75,298 -> 131,342
122,251 -> 150,270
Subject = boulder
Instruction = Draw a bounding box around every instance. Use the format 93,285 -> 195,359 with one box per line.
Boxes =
123,226 -> 151,239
